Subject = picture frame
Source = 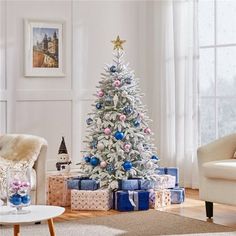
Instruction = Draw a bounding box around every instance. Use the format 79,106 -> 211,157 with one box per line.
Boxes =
24,19 -> 65,77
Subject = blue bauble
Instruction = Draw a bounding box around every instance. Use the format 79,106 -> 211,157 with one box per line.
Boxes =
123,161 -> 133,171
106,164 -> 115,174
123,106 -> 133,115
125,77 -> 132,84
96,103 -> 103,109
84,156 -> 91,163
114,131 -> 124,140
10,194 -> 22,206
151,155 -> 159,161
110,65 -> 117,73
21,195 -> 31,204
91,140 -> 98,148
90,157 -> 100,166
86,118 -> 93,125
133,120 -> 140,127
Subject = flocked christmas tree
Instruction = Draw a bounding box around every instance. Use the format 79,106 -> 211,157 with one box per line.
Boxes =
79,36 -> 159,189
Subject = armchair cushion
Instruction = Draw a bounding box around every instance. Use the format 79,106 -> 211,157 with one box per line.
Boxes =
0,134 -> 46,200
202,159 -> 236,180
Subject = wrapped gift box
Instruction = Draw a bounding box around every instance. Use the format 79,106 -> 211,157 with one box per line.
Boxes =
47,174 -> 73,207
118,179 -> 154,190
148,189 -> 155,208
154,175 -> 176,189
114,190 -> 149,211
154,189 -> 171,209
71,189 -> 112,211
157,167 -> 179,187
67,177 -> 99,190
170,188 -> 185,204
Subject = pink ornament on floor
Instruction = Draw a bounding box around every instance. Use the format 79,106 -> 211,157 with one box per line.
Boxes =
100,161 -> 107,168
144,127 -> 151,134
104,128 -> 111,135
97,91 -> 104,97
119,114 -> 126,122
113,80 -> 121,87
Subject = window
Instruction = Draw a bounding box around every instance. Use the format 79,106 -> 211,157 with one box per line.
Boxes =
199,0 -> 236,145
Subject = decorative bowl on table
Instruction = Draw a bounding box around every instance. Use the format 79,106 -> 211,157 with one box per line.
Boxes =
7,167 -> 31,214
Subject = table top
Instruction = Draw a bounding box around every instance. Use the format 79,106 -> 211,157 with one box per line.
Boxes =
0,205 -> 65,224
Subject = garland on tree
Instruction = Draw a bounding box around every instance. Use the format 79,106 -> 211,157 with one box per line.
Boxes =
78,36 -> 159,189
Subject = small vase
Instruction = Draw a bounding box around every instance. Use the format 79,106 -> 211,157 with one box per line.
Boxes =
7,167 -> 31,214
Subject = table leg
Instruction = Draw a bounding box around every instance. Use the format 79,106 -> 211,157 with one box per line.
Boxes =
14,224 -> 20,236
47,218 -> 55,236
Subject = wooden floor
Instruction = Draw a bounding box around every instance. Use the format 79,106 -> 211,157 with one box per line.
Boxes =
56,189 -> 236,229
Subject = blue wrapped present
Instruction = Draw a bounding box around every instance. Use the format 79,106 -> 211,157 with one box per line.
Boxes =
114,190 -> 149,211
170,188 -> 185,204
157,167 -> 179,187
118,179 -> 154,190
67,177 -> 99,190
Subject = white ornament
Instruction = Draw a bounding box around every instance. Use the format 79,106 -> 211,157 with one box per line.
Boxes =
113,94 -> 119,107
146,161 -> 154,169
121,91 -> 128,97
97,143 -> 105,151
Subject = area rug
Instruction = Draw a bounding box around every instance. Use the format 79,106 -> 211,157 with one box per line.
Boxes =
0,210 -> 235,236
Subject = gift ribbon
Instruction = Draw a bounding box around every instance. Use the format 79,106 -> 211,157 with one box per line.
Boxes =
115,191 -> 139,210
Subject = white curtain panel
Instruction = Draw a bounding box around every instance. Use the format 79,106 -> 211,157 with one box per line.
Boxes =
154,0 -> 199,188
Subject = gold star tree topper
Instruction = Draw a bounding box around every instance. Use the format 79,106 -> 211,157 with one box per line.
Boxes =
111,36 -> 126,50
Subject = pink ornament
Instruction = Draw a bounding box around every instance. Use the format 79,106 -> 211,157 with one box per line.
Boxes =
100,161 -> 107,168
97,91 -> 104,97
113,80 -> 121,87
124,143 -> 131,151
138,113 -> 144,119
21,181 -> 30,188
12,179 -> 21,187
144,128 -> 151,134
119,114 -> 126,122
104,128 -> 111,135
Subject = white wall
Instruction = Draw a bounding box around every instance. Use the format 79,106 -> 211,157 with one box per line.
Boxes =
0,0 -> 158,170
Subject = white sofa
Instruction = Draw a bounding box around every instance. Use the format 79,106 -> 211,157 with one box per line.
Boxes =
197,133 -> 236,218
0,134 -> 47,205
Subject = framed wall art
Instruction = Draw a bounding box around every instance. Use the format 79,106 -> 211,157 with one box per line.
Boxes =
24,19 -> 65,77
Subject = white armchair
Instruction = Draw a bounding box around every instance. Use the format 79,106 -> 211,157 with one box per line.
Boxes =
197,133 -> 236,218
0,134 -> 48,205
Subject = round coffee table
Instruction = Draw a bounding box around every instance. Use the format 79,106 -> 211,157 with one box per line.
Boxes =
0,205 -> 65,236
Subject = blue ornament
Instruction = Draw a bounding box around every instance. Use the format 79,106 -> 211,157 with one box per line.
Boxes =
84,156 -> 91,163
86,118 -> 93,125
114,131 -> 124,140
91,140 -> 98,148
125,77 -> 132,84
110,65 -> 117,73
123,161 -> 133,171
106,164 -> 115,174
90,156 -> 100,166
21,195 -> 31,204
10,194 -> 22,206
96,103 -> 103,109
104,96 -> 114,106
151,155 -> 159,161
123,106 -> 133,115
133,120 -> 140,127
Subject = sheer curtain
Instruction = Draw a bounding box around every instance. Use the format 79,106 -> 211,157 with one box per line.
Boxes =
154,0 -> 199,188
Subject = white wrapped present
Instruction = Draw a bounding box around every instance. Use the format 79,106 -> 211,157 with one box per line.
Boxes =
154,175 -> 176,189
71,189 -> 112,211
154,189 -> 171,209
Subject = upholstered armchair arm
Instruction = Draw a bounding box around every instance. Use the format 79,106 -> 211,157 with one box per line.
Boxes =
197,133 -> 236,166
33,140 -> 47,205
